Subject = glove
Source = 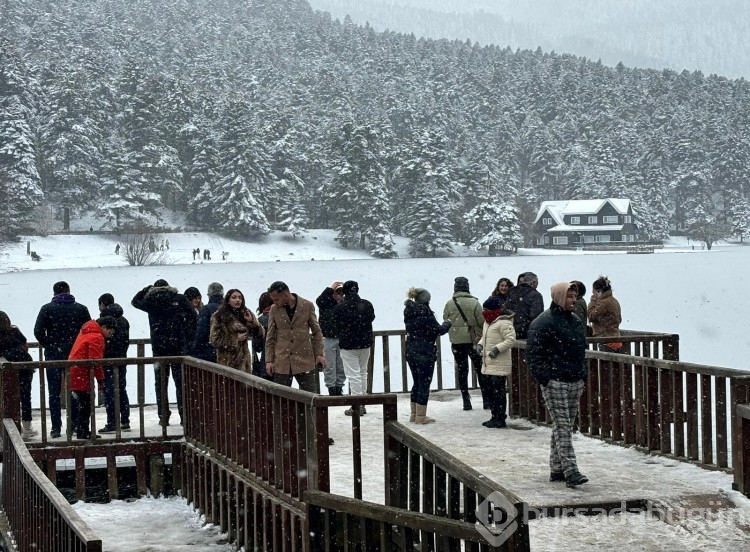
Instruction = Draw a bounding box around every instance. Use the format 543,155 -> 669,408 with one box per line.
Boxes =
441,320 -> 452,331
474,344 -> 483,355
488,346 -> 500,359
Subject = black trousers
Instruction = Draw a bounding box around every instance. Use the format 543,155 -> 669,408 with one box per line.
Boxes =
484,375 -> 508,421
451,343 -> 486,392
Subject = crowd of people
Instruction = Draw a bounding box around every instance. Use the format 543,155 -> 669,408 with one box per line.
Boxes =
3,271 -> 623,489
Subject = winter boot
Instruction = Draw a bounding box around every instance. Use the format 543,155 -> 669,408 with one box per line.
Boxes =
565,471 -> 589,488
21,421 -> 38,441
409,402 -> 417,423
461,389 -> 472,411
414,404 -> 435,424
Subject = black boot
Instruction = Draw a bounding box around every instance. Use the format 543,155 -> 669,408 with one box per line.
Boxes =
461,390 -> 472,411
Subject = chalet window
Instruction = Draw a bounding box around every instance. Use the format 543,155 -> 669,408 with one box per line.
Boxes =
588,216 -> 598,224
595,235 -> 610,243
603,216 -> 618,224
583,235 -> 594,244
553,236 -> 568,245
629,235 -> 635,242
570,216 -> 580,225
624,215 -> 632,223
542,217 -> 553,225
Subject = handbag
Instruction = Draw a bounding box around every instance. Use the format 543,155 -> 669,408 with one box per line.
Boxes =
452,298 -> 482,345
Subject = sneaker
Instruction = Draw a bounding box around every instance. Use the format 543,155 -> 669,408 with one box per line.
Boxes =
121,423 -> 131,431
98,424 -> 116,434
565,471 -> 589,488
50,429 -> 61,439
549,471 -> 566,482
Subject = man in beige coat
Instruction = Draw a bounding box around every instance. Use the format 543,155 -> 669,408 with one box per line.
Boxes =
265,281 -> 326,392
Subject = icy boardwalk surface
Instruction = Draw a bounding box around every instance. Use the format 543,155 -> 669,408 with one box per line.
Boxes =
328,391 -> 750,551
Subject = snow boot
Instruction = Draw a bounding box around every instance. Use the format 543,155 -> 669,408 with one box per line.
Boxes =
409,402 -> 417,423
21,421 -> 38,441
461,389 -> 472,411
565,471 -> 589,488
414,404 -> 435,424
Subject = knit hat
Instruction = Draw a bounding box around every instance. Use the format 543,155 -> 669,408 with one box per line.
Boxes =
407,287 -> 431,304
342,280 -> 359,295
482,296 -> 503,311
154,279 -> 169,287
454,276 -> 470,293
551,282 -> 575,309
207,282 -> 224,297
184,287 -> 201,300
53,281 -> 70,295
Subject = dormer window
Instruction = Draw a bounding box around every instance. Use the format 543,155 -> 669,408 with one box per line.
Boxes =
588,216 -> 598,224
543,217 -> 553,225
570,216 -> 580,225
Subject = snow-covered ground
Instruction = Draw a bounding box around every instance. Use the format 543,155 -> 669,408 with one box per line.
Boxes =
1,228 -> 749,551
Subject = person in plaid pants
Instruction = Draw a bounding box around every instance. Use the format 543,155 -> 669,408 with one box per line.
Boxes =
526,282 -> 589,488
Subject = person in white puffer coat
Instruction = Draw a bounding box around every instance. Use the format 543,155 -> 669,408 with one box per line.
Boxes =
477,296 -> 516,428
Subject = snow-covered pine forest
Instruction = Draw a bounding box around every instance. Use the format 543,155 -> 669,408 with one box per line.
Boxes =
1,0 -> 750,257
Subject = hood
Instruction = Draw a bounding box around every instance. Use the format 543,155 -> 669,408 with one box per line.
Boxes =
79,319 -> 103,335
101,303 -> 124,318
551,282 -> 574,309
145,285 -> 179,307
404,300 -> 432,321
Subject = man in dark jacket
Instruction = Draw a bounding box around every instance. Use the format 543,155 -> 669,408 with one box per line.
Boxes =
132,279 -> 197,426
526,282 -> 588,488
189,282 -> 223,363
332,280 -> 375,415
34,281 -> 92,438
316,281 -> 346,396
97,293 -> 131,433
505,272 -> 544,339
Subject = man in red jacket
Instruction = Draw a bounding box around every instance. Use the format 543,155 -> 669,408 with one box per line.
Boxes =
69,316 -> 117,439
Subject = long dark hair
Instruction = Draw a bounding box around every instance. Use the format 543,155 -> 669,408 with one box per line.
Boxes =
0,311 -> 18,350
491,277 -> 514,297
214,289 -> 247,323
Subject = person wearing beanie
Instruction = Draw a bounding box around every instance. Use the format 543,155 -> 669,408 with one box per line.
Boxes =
189,282 -> 225,364
443,276 -> 487,411
332,281 -> 375,415
131,279 -> 197,426
316,281 -> 347,396
526,282 -> 589,488
97,293 -> 131,434
34,281 -> 92,439
588,275 -> 623,353
504,271 -> 545,339
477,297 -> 516,428
404,287 -> 451,424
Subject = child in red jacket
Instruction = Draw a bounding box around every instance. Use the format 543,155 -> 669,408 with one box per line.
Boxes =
68,317 -> 116,439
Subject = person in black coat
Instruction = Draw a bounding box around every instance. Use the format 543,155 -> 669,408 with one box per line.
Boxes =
526,282 -> 588,488
189,282 -> 224,363
34,281 -> 92,438
316,282 -> 346,395
404,287 -> 451,424
251,291 -> 274,381
504,272 -> 544,339
97,294 -> 131,433
131,278 -> 197,426
332,281 -> 375,414
0,311 -> 37,440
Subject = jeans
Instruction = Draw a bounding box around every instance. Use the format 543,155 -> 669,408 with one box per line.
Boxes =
155,361 -> 182,423
71,390 -> 92,437
484,375 -> 508,421
323,337 -> 346,389
19,369 -> 34,422
46,367 -> 64,431
104,366 -> 130,426
407,358 -> 435,406
340,348 -> 370,395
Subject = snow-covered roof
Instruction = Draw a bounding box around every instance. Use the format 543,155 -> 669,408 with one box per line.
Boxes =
534,198 -> 631,224
546,224 -> 624,233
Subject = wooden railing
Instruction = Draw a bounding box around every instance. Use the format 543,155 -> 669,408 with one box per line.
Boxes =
383,421 -> 530,551
1,419 -> 102,551
510,342 -> 750,473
